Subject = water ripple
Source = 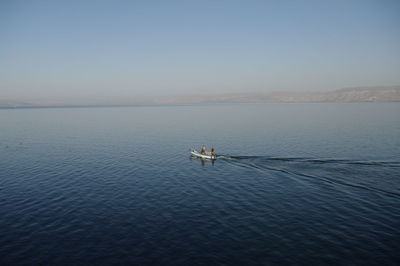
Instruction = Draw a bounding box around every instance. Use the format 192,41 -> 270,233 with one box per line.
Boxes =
222,156 -> 400,198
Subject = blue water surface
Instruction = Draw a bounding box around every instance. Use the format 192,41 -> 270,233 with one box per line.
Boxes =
1,103 -> 399,265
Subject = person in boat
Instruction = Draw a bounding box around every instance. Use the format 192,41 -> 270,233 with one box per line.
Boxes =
211,146 -> 216,157
200,145 -> 206,154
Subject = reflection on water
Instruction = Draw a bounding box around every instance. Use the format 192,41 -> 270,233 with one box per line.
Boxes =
190,155 -> 216,166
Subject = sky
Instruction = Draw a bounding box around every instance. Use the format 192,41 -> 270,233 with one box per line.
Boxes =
1,0 -> 400,104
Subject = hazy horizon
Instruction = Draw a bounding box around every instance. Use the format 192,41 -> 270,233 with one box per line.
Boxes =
1,0 -> 400,104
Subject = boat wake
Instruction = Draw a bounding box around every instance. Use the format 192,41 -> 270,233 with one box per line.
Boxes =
218,155 -> 400,198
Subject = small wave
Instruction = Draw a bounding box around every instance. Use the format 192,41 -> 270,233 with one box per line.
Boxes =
219,155 -> 400,168
219,155 -> 400,199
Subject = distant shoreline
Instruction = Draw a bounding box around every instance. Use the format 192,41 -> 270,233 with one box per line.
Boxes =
1,102 -> 400,110
1,86 -> 399,108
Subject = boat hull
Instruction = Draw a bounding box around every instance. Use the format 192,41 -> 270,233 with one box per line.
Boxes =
191,150 -> 217,160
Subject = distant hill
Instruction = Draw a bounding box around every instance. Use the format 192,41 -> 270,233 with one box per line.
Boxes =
297,86 -> 400,103
0,100 -> 35,108
170,86 -> 400,104
1,86 -> 400,107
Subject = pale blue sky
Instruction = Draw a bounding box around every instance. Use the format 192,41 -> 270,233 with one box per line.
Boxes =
1,0 -> 399,103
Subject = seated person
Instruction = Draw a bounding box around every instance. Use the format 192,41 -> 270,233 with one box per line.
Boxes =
200,145 -> 206,154
211,146 -> 216,156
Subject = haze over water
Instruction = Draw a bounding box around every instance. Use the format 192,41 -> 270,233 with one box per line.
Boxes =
1,103 -> 399,265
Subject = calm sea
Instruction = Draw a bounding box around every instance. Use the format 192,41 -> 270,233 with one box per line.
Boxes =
1,103 -> 399,265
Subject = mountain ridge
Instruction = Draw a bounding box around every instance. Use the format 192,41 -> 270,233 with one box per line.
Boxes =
1,86 -> 399,107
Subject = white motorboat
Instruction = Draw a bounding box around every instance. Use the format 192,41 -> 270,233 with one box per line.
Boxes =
191,149 -> 217,160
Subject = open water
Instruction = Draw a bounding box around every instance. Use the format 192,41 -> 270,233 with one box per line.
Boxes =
1,103 -> 399,265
